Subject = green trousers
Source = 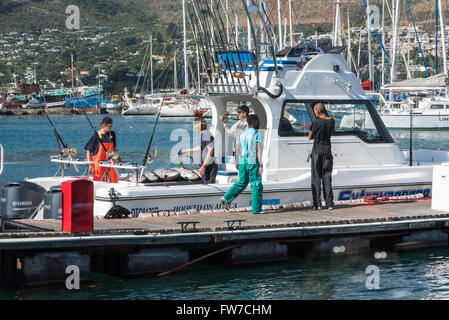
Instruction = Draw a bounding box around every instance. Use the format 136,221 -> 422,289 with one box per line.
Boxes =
224,162 -> 263,214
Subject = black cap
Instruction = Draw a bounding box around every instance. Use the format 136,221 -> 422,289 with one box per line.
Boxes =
101,117 -> 113,125
237,105 -> 249,115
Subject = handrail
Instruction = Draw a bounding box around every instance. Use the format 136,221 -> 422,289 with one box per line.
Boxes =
0,144 -> 3,176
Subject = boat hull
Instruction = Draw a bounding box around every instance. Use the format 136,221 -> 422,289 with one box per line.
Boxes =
122,105 -> 158,115
380,113 -> 449,130
92,180 -> 432,218
159,105 -> 194,117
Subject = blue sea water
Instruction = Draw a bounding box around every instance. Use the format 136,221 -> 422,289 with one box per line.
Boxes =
1,114 -> 449,300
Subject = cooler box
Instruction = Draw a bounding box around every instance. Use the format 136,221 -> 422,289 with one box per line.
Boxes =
61,179 -> 94,233
432,165 -> 449,211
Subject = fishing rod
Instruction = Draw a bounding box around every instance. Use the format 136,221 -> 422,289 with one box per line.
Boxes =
218,0 -> 250,90
201,1 -> 236,89
214,0 -> 247,91
191,0 -> 227,86
187,1 -> 212,83
210,1 -> 243,92
44,111 -> 70,156
43,111 -> 79,173
142,104 -> 163,167
81,108 -> 119,160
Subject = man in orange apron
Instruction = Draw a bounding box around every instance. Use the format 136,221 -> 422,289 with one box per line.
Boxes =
84,117 -> 122,183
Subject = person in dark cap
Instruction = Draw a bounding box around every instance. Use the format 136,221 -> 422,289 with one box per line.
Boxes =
219,104 -> 249,161
84,116 -> 122,183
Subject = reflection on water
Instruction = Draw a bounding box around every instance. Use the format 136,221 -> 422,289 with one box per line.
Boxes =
1,247 -> 448,300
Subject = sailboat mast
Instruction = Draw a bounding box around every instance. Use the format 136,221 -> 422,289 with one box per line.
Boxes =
197,46 -> 201,92
438,0 -> 448,76
390,0 -> 400,83
278,0 -> 283,50
226,0 -> 230,42
235,13 -> 239,49
284,17 -> 287,48
367,0 -> 373,85
174,50 -> 177,90
183,0 -> 189,90
289,0 -> 293,47
334,1 -> 342,46
150,34 -> 153,95
347,9 -> 351,67
381,0 -> 385,86
247,0 -> 252,50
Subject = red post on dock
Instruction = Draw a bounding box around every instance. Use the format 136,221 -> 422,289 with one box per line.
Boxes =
61,179 -> 94,233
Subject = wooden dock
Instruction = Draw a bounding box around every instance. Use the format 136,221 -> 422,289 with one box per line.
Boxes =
0,198 -> 448,287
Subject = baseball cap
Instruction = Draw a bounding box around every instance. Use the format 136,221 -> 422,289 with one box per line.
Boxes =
236,105 -> 250,115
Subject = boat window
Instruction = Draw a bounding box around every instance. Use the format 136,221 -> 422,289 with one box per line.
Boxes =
431,104 -> 444,109
278,102 -> 313,136
325,102 -> 385,142
223,101 -> 253,126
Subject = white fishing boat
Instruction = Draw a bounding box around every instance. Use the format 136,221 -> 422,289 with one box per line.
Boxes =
16,48 -> 449,219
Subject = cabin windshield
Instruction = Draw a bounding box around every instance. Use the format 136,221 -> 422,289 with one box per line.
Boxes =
279,100 -> 393,143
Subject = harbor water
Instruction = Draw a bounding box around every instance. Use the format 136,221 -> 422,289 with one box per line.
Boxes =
1,115 -> 449,299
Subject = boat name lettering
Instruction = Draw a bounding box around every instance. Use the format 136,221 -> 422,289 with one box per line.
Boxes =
338,188 -> 431,201
131,207 -> 159,218
173,203 -> 238,212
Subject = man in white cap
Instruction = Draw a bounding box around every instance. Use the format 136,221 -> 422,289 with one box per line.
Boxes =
219,104 -> 249,160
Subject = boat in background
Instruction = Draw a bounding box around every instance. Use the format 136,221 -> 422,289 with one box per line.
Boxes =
375,74 -> 449,130
43,89 -> 71,109
122,89 -> 159,115
103,95 -> 123,114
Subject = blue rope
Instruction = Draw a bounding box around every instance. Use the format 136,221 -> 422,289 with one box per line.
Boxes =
406,0 -> 429,77
291,5 -> 308,45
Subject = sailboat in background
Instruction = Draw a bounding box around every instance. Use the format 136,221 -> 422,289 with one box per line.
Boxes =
122,35 -> 159,115
375,0 -> 449,129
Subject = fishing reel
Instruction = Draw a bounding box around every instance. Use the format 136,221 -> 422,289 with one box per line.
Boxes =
107,150 -> 120,160
62,147 -> 78,157
146,148 -> 158,164
233,71 -> 246,79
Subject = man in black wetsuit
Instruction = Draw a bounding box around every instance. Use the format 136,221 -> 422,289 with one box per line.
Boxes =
308,102 -> 335,210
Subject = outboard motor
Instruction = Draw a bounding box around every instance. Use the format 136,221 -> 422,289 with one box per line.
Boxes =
0,181 -> 46,220
43,185 -> 62,220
